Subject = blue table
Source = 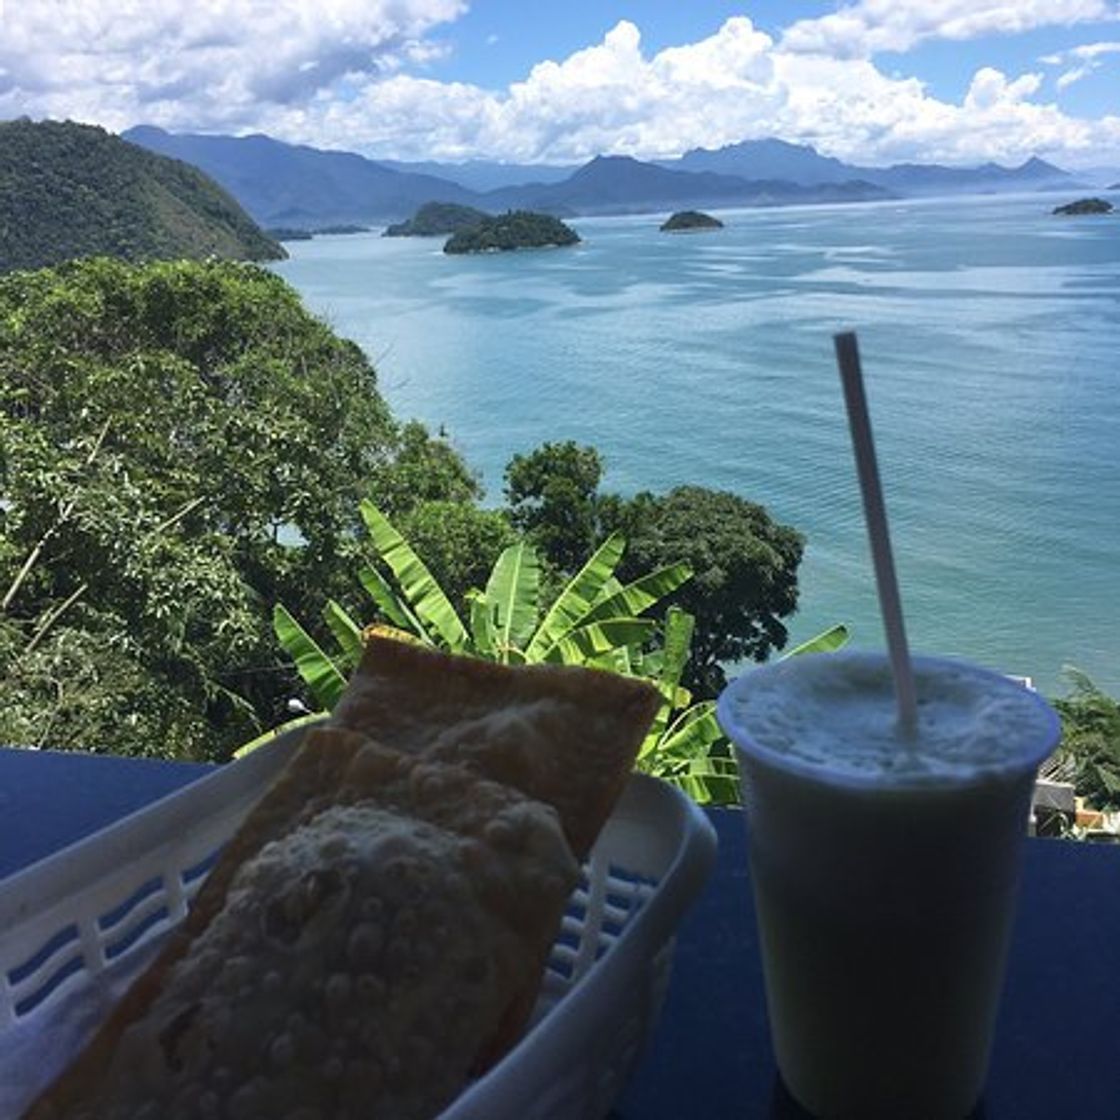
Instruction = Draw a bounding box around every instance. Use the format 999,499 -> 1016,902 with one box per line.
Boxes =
2,747 -> 1118,1118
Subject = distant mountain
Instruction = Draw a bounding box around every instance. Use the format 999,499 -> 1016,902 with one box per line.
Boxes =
123,126 -> 481,225
482,155 -> 891,216
118,127 -> 1084,233
863,156 -> 1081,195
667,138 -> 854,185
0,120 -> 283,273
666,139 -> 1082,195
378,159 -> 577,192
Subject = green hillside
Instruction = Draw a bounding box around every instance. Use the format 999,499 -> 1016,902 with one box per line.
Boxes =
0,119 -> 285,273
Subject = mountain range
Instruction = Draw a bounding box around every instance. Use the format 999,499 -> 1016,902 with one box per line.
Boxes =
123,126 -> 1087,230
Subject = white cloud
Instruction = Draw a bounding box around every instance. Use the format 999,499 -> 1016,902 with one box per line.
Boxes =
1057,66 -> 1092,87
1,7 -> 1119,171
0,0 -> 466,131
782,0 -> 1117,59
1040,38 -> 1120,90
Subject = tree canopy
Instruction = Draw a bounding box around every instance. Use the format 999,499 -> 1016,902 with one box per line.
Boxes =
443,211 -> 580,254
0,257 -> 472,759
607,486 -> 803,696
0,119 -> 283,273
503,441 -> 805,697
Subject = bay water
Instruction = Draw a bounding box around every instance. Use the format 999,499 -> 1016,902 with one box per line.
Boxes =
272,192 -> 1120,698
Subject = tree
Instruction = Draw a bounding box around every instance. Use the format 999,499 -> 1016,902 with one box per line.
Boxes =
0,257 -> 474,759
504,441 -> 605,573
604,486 -> 804,698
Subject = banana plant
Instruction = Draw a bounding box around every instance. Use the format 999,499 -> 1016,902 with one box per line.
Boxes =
637,620 -> 851,805
272,500 -> 692,713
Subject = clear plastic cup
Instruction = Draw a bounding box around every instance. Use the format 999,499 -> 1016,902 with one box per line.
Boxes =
717,651 -> 1061,1120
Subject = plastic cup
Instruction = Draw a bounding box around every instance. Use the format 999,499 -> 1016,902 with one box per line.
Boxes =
717,651 -> 1061,1120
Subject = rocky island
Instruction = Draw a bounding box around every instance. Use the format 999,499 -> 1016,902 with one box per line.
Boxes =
384,202 -> 491,237
1052,198 -> 1114,216
443,210 -> 580,254
660,210 -> 724,232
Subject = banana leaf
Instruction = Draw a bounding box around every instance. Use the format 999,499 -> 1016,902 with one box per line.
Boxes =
656,701 -> 723,758
639,607 -> 697,757
234,712 -> 328,758
322,599 -> 364,670
525,534 -> 626,660
580,562 -> 693,624
360,499 -> 468,650
467,588 -> 495,657
273,603 -> 347,711
782,623 -> 850,659
537,617 -> 657,665
484,541 -> 540,659
357,562 -> 424,636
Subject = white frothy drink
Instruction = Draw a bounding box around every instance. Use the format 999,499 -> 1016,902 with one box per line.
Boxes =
717,651 -> 1060,1120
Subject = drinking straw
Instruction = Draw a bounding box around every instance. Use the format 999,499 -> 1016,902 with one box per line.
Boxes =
834,331 -> 919,736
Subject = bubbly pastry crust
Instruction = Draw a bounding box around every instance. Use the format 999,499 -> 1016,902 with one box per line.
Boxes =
25,644 -> 659,1120
334,637 -> 663,860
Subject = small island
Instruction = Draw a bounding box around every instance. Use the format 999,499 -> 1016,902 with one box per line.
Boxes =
316,223 -> 371,235
1052,198 -> 1114,216
660,210 -> 724,232
383,202 -> 491,237
443,210 -> 580,254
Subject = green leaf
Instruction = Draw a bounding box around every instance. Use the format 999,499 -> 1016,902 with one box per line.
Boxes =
538,617 -> 656,664
234,712 -> 328,758
484,541 -> 540,660
357,563 -> 423,635
272,603 -> 347,711
782,623 -> 850,658
581,562 -> 693,624
525,533 -> 626,660
359,499 -> 468,650
639,607 -> 697,758
322,599 -> 364,670
657,702 -> 724,758
467,588 -> 495,657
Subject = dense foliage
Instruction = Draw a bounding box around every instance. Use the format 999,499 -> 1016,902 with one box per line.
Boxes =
443,211 -> 580,254
383,202 -> 491,237
0,119 -> 284,273
1,260 -> 805,764
1052,669 -> 1120,811
505,442 -> 804,697
0,258 -> 473,759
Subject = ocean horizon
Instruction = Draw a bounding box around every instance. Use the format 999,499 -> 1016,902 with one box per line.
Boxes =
272,190 -> 1120,698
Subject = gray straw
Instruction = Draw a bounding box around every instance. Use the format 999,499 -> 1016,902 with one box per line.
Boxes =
834,331 -> 919,736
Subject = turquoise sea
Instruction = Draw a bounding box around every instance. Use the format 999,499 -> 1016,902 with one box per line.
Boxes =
272,192 -> 1120,697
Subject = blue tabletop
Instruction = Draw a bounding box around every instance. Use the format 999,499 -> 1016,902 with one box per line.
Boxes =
2,746 -> 1118,1119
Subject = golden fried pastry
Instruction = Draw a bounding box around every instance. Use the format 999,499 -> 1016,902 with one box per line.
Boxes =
25,643 -> 659,1120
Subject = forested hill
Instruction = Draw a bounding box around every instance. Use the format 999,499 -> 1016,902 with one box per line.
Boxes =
0,120 -> 285,273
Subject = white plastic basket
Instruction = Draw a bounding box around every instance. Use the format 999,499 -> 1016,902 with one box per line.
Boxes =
0,729 -> 717,1119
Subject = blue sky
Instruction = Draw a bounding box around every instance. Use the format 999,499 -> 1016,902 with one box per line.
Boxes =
2,2 -> 1118,169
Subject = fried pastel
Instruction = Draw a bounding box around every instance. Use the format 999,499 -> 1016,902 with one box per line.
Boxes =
333,636 -> 662,860
26,647 -> 659,1120
26,737 -> 579,1120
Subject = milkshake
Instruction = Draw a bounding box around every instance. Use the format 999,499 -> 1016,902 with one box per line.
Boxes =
717,651 -> 1061,1120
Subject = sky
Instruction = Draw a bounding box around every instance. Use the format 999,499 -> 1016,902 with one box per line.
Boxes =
1,1 -> 1119,170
